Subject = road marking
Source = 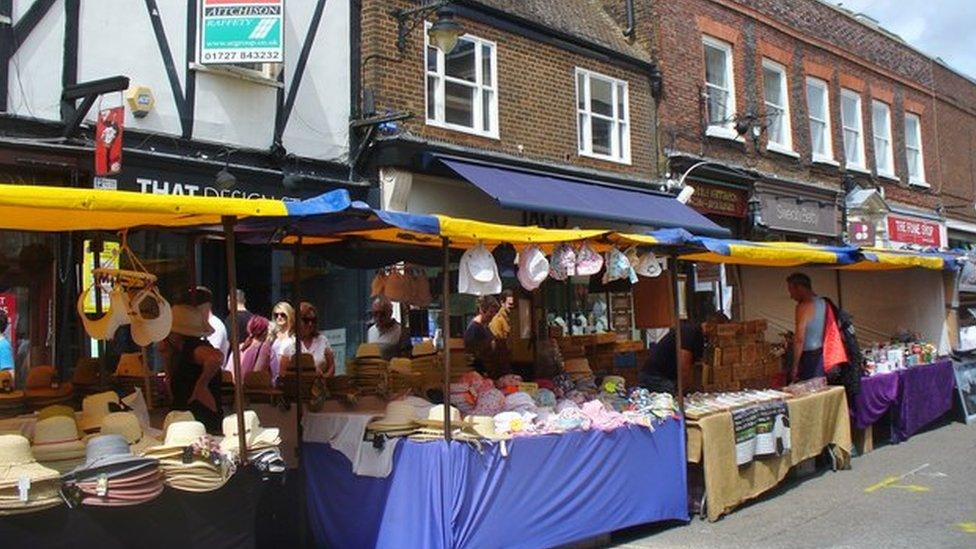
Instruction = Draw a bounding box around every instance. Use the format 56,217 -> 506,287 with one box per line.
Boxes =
956,522 -> 976,534
865,464 -> 932,494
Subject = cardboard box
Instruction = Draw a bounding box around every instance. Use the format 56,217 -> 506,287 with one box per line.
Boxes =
740,343 -> 758,364
721,346 -> 740,366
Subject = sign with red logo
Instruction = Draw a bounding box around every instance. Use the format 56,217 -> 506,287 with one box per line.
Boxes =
887,215 -> 942,248
848,221 -> 876,247
95,106 -> 124,176
0,292 -> 16,357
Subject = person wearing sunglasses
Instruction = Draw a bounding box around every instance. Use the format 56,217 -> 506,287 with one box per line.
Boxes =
298,302 -> 335,377
269,302 -> 296,383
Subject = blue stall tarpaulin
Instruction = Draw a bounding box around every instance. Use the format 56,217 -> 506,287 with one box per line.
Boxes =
304,421 -> 688,549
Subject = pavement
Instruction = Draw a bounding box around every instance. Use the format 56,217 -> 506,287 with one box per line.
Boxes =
611,418 -> 976,549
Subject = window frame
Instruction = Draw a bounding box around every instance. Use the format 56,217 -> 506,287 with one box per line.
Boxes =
761,58 -> 794,155
575,67 -> 631,164
840,88 -> 867,171
904,112 -> 928,187
423,26 -> 499,139
702,36 -> 738,140
806,76 -> 836,165
872,100 -> 896,179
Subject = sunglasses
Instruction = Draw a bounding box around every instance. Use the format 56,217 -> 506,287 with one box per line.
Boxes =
273,312 -> 288,319
301,317 -> 317,324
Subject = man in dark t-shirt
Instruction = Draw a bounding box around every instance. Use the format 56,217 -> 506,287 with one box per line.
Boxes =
464,296 -> 500,376
640,312 -> 729,394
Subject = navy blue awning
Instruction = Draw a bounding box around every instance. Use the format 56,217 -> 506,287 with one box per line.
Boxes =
438,158 -> 731,237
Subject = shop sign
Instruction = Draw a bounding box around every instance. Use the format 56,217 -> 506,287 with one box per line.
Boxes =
847,221 -> 876,247
521,211 -> 569,229
199,0 -> 283,65
94,165 -> 310,201
887,215 -> 942,248
0,292 -> 16,356
759,194 -> 837,236
94,107 -> 124,176
688,184 -> 747,218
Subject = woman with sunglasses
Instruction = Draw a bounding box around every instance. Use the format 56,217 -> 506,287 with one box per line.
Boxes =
298,302 -> 335,376
269,302 -> 295,383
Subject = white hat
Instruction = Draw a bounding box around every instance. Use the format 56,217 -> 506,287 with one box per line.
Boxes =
143,421 -> 207,458
636,251 -> 664,278
169,305 -> 214,338
367,400 -> 419,431
129,286 -> 172,347
517,245 -> 549,291
76,285 -> 130,341
78,391 -> 121,433
219,410 -> 280,454
458,244 -> 501,296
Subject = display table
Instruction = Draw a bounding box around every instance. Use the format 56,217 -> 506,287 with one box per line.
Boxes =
303,420 -> 689,548
852,360 -> 956,443
686,386 -> 852,522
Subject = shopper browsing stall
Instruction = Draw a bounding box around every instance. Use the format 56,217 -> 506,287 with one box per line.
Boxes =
269,301 -> 296,382
158,304 -> 224,433
225,288 -> 253,339
299,302 -> 335,376
367,297 -> 403,359
465,295 -> 500,377
787,273 -> 827,381
184,286 -> 229,363
233,315 -> 271,379
640,312 -> 730,394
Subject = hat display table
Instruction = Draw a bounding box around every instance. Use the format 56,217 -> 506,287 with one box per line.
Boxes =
685,386 -> 852,522
851,360 -> 956,445
303,418 -> 688,548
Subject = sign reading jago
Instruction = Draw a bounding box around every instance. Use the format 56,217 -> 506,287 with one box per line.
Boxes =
199,0 -> 283,65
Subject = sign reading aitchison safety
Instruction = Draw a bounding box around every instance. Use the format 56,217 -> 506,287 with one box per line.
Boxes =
199,0 -> 283,65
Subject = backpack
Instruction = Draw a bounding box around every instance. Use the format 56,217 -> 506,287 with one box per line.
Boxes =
824,298 -> 862,400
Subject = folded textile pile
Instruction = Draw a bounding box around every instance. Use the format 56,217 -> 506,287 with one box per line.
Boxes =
144,421 -> 234,493
61,434 -> 162,507
0,434 -> 62,515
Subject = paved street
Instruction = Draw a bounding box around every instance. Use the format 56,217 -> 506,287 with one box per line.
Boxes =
612,419 -> 976,549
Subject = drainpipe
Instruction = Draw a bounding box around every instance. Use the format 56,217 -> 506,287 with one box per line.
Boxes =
623,0 -> 635,37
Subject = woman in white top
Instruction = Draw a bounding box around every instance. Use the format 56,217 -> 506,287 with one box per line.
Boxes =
269,301 -> 295,382
299,302 -> 335,376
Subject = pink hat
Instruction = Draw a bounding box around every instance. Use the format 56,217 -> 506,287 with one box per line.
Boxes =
548,244 -> 576,281
581,400 -> 627,432
471,388 -> 506,416
575,242 -> 604,276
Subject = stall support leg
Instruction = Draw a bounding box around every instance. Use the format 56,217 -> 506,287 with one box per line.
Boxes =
441,237 -> 452,441
222,217 -> 248,464
292,235 -> 306,549
671,256 -> 684,412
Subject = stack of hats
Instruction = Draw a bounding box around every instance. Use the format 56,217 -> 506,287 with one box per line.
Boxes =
388,358 -> 421,395
563,358 -> 594,382
352,344 -> 388,396
61,434 -> 162,507
278,353 -> 319,401
144,421 -> 233,492
100,411 -> 160,454
71,357 -> 103,398
218,410 -> 280,463
24,366 -> 73,411
409,405 -> 473,442
410,341 -> 442,390
366,400 -> 420,438
0,370 -> 26,419
0,434 -> 62,515
31,414 -> 86,473
77,391 -> 121,436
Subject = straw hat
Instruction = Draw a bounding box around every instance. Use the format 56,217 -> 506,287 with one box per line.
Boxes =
36,404 -> 75,423
76,285 -> 130,341
72,358 -> 101,386
63,434 -> 158,483
100,412 -> 160,454
32,415 -> 84,454
77,391 -> 121,433
24,366 -> 72,399
115,352 -> 150,378
156,458 -> 229,493
356,344 -> 383,360
367,401 -> 419,432
415,404 -> 471,428
389,358 -> 414,375
411,340 -> 437,358
464,415 -> 511,441
162,410 -> 195,434
169,304 -> 213,338
129,286 -> 172,347
74,467 -> 164,507
143,421 -> 207,458
0,434 -> 59,487
218,410 -> 280,454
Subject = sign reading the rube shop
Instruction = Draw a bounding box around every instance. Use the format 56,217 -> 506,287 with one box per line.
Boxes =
887,215 -> 942,248
199,0 -> 283,65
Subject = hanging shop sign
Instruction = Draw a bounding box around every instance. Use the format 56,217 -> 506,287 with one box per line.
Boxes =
94,107 -> 124,176
199,0 -> 284,65
0,292 -> 16,358
847,221 -> 876,247
687,184 -> 748,218
887,215 -> 942,248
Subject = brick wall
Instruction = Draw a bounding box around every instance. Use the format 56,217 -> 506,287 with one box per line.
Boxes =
361,0 -> 657,180
652,0 -> 976,219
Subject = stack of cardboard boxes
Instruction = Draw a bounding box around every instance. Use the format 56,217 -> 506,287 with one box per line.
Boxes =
702,320 -> 783,392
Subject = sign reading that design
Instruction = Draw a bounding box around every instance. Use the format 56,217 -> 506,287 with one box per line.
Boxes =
199,0 -> 283,65
887,215 -> 942,248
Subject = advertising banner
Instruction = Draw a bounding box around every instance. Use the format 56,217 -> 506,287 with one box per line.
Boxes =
95,107 -> 124,176
199,0 -> 284,65
887,215 -> 942,248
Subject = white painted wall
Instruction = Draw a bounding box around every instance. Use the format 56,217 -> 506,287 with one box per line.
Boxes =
9,0 -> 350,160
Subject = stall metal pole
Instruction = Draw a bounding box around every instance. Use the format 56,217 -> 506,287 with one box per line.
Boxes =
222,217 -> 248,464
671,255 -> 684,412
293,235 -> 305,453
91,236 -> 105,376
441,237 -> 452,441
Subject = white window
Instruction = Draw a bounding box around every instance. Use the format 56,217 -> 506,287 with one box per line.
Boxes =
840,89 -> 866,170
905,112 -> 927,186
575,68 -> 630,163
762,59 -> 792,153
703,36 -> 737,139
806,77 -> 834,163
872,100 -> 895,178
425,29 -> 498,138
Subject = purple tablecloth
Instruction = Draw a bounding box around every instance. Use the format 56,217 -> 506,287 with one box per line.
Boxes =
852,360 -> 956,442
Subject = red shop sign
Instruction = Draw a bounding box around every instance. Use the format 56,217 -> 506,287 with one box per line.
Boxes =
887,215 -> 942,247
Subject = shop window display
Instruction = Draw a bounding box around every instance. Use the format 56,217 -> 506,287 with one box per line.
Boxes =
0,231 -> 56,385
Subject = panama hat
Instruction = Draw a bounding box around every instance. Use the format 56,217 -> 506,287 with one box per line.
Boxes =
100,412 -> 160,455
356,343 -> 383,360
169,304 -> 213,338
128,286 -> 172,347
367,400 -> 419,432
0,434 -> 59,487
31,416 -> 84,456
415,404 -> 471,428
517,245 -> 550,291
77,391 -> 120,433
162,410 -> 195,434
464,415 -> 511,441
389,358 -> 414,375
458,244 -> 501,296
411,340 -> 437,358
218,410 -> 280,454
143,421 -> 207,458
156,459 -> 229,493
36,404 -> 75,423
76,285 -> 130,341
62,434 -> 158,483
24,366 -> 73,399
